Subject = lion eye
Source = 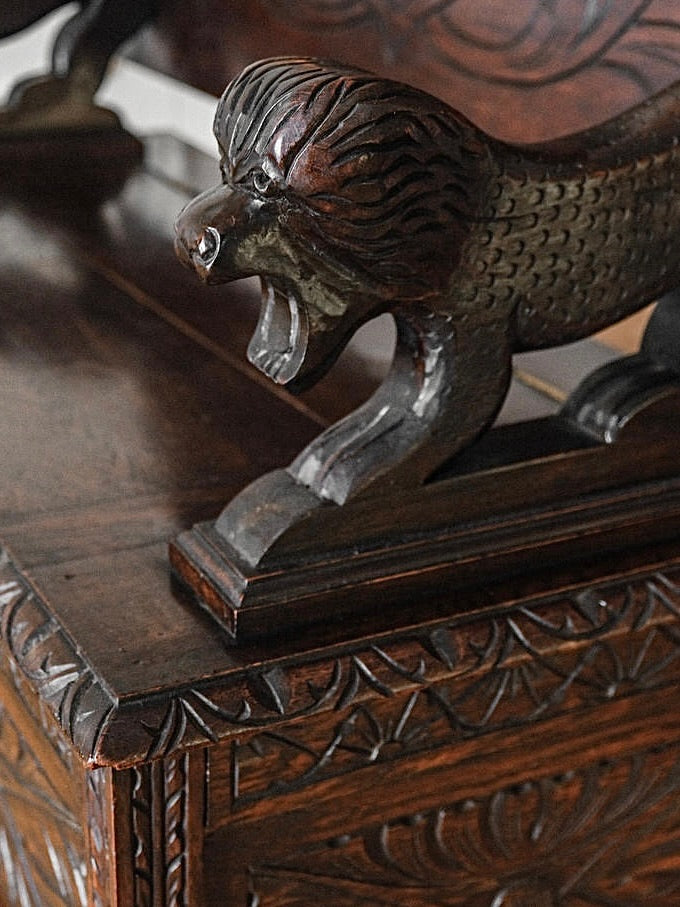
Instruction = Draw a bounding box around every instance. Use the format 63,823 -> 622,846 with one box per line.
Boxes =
252,169 -> 274,195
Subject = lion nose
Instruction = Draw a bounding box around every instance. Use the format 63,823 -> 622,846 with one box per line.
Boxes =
174,182 -> 251,281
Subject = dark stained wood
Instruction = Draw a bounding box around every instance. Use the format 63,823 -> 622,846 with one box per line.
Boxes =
4,4 -> 680,903
0,664 -> 88,905
0,192 -> 321,515
207,705 -> 680,904
130,0 -> 680,142
0,1 -> 155,200
0,135 -> 680,905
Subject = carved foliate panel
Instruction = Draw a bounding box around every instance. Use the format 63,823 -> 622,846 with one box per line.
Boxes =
249,748 -> 680,905
0,702 -> 87,906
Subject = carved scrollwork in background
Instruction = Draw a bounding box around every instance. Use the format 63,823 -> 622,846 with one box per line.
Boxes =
249,748 -> 680,905
261,0 -> 680,93
126,0 -> 680,143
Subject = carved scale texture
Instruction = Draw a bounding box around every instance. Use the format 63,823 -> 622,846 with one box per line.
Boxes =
458,134 -> 680,349
249,747 -> 680,905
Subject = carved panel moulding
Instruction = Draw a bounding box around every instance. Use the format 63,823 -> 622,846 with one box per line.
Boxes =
85,755 -> 199,907
86,769 -> 114,907
112,751 -> 204,907
4,543 -> 680,766
248,747 -> 680,905
129,756 -> 192,907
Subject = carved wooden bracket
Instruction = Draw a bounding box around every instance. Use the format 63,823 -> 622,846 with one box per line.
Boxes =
171,58 -> 680,639
0,1 -> 156,196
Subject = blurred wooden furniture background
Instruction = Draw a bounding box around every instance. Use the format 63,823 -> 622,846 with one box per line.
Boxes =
2,2 -> 680,904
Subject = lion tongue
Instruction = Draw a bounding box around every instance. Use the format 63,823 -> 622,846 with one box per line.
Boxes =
247,279 -> 309,385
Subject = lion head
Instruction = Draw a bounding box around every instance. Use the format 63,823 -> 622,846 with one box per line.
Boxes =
175,57 -> 486,390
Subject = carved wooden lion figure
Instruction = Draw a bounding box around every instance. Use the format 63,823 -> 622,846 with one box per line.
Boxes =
175,57 -> 680,504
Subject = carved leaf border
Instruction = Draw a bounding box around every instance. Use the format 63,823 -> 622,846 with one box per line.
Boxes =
0,548 -> 116,765
120,565 -> 680,765
4,544 -> 680,766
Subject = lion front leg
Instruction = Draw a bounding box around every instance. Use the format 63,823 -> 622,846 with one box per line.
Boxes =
288,310 -> 514,504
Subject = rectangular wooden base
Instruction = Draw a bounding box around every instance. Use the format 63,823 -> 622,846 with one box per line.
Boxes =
170,472 -> 680,640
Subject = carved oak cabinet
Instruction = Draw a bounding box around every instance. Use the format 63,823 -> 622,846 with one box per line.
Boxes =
2,143 -> 680,905
4,2 -> 680,905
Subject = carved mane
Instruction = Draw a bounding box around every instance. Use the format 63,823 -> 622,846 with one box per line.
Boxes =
213,58 -> 490,301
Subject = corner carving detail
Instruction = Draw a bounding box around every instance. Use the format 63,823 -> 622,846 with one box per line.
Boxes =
3,545 -> 680,768
0,547 -> 115,762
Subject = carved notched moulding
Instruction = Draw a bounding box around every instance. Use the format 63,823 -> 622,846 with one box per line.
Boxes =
172,57 -> 680,636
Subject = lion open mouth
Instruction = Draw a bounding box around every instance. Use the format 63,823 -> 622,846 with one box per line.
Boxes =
247,278 -> 310,385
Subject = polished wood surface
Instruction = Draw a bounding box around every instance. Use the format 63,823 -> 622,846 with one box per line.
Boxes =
0,137 -> 585,756
1,137 -> 680,903
3,1 -> 680,901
